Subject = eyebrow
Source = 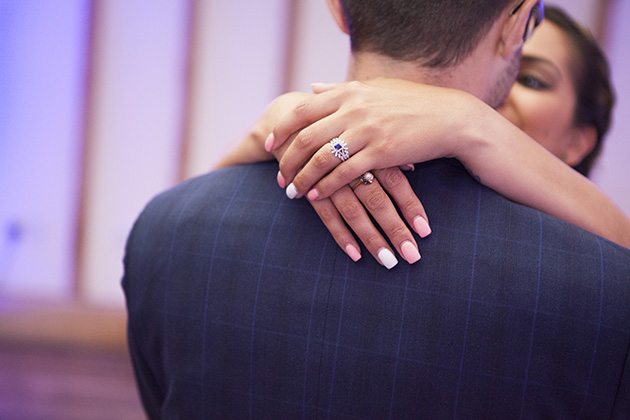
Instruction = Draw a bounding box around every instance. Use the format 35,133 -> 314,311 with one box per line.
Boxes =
521,55 -> 554,66
521,54 -> 562,78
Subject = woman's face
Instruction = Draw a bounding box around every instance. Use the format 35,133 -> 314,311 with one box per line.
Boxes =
498,20 -> 593,165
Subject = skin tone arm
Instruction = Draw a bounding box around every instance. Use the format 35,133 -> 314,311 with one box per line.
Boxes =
270,78 -> 630,249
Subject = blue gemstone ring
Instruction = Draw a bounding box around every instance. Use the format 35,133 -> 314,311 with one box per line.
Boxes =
330,137 -> 350,162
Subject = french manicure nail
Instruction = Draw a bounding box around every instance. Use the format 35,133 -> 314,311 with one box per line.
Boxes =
345,244 -> 361,262
286,183 -> 298,199
413,216 -> 432,238
264,133 -> 275,152
277,171 -> 286,188
377,248 -> 398,269
307,189 -> 319,201
400,240 -> 421,264
310,82 -> 327,92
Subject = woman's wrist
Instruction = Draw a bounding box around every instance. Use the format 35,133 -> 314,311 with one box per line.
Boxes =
441,91 -> 496,166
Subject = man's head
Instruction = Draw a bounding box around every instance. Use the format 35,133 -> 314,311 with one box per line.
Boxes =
327,0 -> 544,108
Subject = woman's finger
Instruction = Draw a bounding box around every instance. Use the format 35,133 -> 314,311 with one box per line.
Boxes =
285,138 -> 368,200
272,90 -> 342,151
278,114 -> 348,191
310,82 -> 344,93
309,198 -> 362,263
329,187 -> 400,269
350,175 -> 421,264
373,167 -> 432,238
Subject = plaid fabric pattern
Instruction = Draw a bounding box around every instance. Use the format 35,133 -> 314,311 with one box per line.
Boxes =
123,160 -> 630,420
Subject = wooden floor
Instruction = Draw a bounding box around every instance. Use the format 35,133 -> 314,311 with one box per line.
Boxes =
0,342 -> 146,420
0,340 -> 146,420
0,301 -> 146,420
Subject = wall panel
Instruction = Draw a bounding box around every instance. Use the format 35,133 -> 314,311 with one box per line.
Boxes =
79,0 -> 190,305
184,0 -> 293,177
0,0 -> 90,300
591,0 -> 630,217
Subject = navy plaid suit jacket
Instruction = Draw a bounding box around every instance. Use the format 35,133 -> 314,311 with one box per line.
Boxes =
123,159 -> 630,420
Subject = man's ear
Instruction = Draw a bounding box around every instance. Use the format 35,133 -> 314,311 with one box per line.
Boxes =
499,0 -> 538,58
327,0 -> 349,35
564,125 -> 597,167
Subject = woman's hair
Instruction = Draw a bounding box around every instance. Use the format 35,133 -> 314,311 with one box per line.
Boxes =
337,0 -> 514,68
545,6 -> 615,177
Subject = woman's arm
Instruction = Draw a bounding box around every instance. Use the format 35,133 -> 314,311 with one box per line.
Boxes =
461,99 -> 630,248
271,79 -> 630,248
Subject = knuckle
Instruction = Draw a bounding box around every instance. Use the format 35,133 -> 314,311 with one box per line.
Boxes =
385,225 -> 408,241
293,99 -> 311,118
338,200 -> 363,222
316,204 -> 338,224
363,233 -> 385,251
379,168 -> 406,189
311,150 -> 331,171
363,188 -> 390,212
347,80 -> 364,91
295,129 -> 315,150
336,163 -> 356,182
401,198 -> 422,216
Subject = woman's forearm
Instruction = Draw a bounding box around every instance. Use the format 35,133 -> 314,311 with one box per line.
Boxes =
457,99 -> 630,248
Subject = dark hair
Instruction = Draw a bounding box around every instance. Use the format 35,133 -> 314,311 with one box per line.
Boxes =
544,6 -> 615,177
337,0 -> 514,68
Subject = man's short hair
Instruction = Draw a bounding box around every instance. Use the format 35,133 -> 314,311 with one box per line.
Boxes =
338,0 -> 515,68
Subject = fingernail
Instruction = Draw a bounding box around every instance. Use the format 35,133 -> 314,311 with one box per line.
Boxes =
286,183 -> 298,199
310,82 -> 327,92
277,171 -> 286,188
377,248 -> 398,269
345,244 -> 361,262
400,240 -> 421,264
264,133 -> 275,152
406,163 -> 415,171
413,216 -> 432,238
307,188 -> 319,201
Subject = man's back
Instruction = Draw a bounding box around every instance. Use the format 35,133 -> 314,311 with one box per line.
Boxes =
123,159 -> 630,419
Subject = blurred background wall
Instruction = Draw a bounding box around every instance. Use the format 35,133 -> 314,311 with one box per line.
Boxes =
0,0 -> 627,313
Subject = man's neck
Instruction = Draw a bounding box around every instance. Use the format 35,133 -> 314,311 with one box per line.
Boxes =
346,51 -> 451,86
346,47 -> 493,104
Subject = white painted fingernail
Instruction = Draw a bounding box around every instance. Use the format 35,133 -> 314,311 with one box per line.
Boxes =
286,183 -> 298,199
377,248 -> 398,269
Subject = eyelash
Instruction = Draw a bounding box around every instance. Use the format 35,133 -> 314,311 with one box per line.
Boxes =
516,74 -> 551,91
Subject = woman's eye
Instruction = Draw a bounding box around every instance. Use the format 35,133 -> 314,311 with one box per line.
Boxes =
516,74 -> 550,90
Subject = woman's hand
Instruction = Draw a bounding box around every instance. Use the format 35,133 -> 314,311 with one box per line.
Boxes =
217,89 -> 432,267
267,79 -> 477,200
310,166 -> 431,269
279,145 -> 431,268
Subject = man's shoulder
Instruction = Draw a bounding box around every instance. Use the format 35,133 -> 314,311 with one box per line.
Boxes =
127,162 -> 285,241
148,161 -> 282,211
411,158 -> 630,263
